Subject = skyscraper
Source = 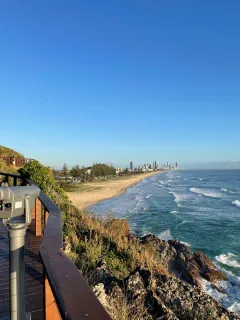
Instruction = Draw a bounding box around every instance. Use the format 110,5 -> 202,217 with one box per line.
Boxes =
130,162 -> 133,170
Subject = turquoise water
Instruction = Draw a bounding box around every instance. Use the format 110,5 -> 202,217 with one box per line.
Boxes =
90,170 -> 240,313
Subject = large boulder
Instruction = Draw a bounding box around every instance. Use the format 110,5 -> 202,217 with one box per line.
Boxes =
166,240 -> 228,287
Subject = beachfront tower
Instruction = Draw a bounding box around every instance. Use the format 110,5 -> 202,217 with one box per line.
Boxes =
130,162 -> 133,171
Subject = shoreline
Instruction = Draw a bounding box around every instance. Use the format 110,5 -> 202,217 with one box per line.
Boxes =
67,171 -> 163,210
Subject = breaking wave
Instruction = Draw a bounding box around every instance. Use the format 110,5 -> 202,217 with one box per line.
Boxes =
221,188 -> 236,194
216,253 -> 240,268
169,191 -> 190,207
203,269 -> 240,315
158,229 -> 173,241
232,200 -> 240,208
189,187 -> 222,198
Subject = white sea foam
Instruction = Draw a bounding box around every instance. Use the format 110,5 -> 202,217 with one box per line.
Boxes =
232,200 -> 240,208
158,229 -> 173,241
216,253 -> 240,268
145,194 -> 152,199
199,178 -> 203,181
203,268 -> 240,315
189,187 -> 222,198
169,191 -> 189,207
221,188 -> 236,193
171,210 -> 178,214
180,241 -> 191,247
158,180 -> 165,185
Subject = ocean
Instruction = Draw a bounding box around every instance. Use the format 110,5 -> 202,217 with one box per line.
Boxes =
90,170 -> 240,314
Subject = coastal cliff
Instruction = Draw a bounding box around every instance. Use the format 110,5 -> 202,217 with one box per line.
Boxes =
64,214 -> 239,319
20,160 -> 240,320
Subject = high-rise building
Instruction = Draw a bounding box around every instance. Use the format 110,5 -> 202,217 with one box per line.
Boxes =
154,161 -> 157,170
130,162 -> 133,170
176,162 -> 178,168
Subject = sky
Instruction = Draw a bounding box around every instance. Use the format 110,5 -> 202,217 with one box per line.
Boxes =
1,1 -> 240,169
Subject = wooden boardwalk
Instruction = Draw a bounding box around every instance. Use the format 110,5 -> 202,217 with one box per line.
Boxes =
0,220 -> 44,319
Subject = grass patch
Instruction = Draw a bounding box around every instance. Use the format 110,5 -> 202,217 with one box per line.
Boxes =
61,183 -> 102,193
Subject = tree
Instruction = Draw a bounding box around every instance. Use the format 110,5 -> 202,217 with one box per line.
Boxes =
62,163 -> 68,179
52,166 -> 57,177
19,160 -> 69,208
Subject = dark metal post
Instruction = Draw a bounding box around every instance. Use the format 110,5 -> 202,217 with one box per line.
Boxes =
8,224 -> 27,320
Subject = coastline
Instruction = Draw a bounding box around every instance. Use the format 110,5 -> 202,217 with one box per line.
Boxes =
67,171 -> 162,210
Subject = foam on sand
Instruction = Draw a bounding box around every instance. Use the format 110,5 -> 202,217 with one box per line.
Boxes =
189,187 -> 222,198
215,253 -> 240,268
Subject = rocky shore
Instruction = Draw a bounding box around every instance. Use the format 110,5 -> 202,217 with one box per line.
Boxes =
91,234 -> 239,319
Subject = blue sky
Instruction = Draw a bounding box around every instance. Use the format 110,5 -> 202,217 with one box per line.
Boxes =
1,1 -> 240,168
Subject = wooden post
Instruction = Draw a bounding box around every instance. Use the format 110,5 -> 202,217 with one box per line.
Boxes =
44,210 -> 49,228
28,198 -> 42,236
35,198 -> 42,236
45,277 -> 61,320
28,204 -> 36,233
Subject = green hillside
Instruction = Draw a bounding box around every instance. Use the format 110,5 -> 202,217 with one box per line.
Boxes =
0,146 -> 24,158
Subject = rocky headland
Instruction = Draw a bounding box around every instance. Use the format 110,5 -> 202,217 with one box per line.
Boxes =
90,234 -> 239,319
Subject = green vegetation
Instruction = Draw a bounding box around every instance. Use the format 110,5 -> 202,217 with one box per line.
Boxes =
69,163 -> 116,182
0,145 -> 24,158
19,160 -> 71,208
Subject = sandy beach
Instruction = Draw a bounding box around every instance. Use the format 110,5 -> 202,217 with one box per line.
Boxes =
67,171 -> 162,209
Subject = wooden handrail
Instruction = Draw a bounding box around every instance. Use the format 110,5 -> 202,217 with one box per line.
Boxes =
0,172 -> 111,320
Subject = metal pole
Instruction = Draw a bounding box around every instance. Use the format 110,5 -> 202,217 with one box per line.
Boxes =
8,224 -> 27,320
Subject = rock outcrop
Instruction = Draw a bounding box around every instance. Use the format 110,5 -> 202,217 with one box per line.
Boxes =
141,235 -> 228,288
92,234 -> 239,320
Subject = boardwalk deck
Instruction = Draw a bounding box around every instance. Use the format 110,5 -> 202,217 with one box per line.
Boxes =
0,220 -> 44,320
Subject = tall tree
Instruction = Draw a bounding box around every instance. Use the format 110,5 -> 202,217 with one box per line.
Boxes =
62,163 -> 68,179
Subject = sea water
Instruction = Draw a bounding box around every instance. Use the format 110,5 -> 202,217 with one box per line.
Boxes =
90,170 -> 240,314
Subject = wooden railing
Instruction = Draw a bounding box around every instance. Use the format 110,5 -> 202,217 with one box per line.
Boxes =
0,172 -> 111,320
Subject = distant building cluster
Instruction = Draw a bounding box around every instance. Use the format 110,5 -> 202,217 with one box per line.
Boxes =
127,161 -> 182,173
163,162 -> 180,170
